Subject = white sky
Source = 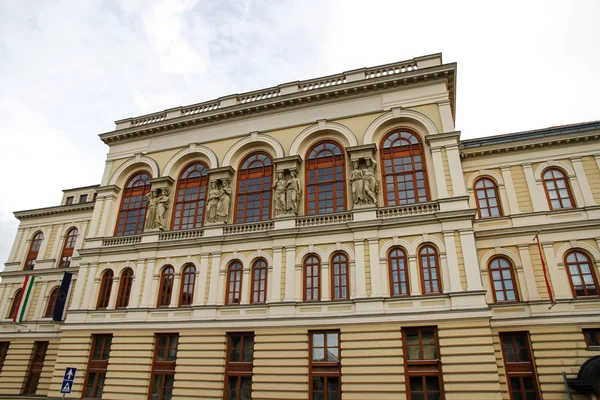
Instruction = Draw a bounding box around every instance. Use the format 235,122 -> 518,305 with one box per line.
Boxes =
0,0 -> 599,268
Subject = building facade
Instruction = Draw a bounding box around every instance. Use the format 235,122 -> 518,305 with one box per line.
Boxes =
0,53 -> 599,400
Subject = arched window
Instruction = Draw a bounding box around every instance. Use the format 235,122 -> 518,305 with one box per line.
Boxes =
565,251 -> 598,297
235,152 -> 273,223
331,253 -> 349,300
179,265 -> 196,306
59,228 -> 79,268
157,266 -> 175,307
96,270 -> 114,309
542,168 -> 574,210
305,141 -> 346,215
172,162 -> 209,230
8,289 -> 22,319
304,255 -> 321,301
474,178 -> 502,218
419,246 -> 441,294
488,257 -> 519,302
44,287 -> 59,317
116,268 -> 134,309
226,261 -> 243,305
115,171 -> 151,236
388,248 -> 409,296
24,232 -> 44,270
380,130 -> 429,206
250,259 -> 268,304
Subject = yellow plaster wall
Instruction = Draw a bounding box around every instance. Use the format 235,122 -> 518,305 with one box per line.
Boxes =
582,155 -> 600,202
510,165 -> 533,213
44,225 -> 58,260
455,232 -> 466,291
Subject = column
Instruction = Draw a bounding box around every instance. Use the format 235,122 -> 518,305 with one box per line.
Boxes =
33,281 -> 49,319
140,259 -> 156,308
517,245 -> 540,300
50,224 -> 65,266
321,262 -> 330,301
437,100 -> 455,132
459,230 -> 485,291
216,269 -> 226,306
207,253 -> 221,305
354,240 -> 367,298
571,157 -> 596,206
294,263 -> 303,302
368,239 -> 381,297
439,254 -> 451,293
408,256 -> 421,295
542,242 -> 571,299
445,144 -> 467,196
169,275 -> 181,307
128,261 -> 145,308
442,232 -> 463,292
431,148 -> 449,198
193,255 -> 209,306
84,264 -> 98,309
500,167 -> 520,214
108,277 -> 120,309
522,164 -> 548,211
379,257 -> 390,297
270,247 -> 283,302
285,246 -> 296,301
70,264 -> 89,310
241,267 -> 251,305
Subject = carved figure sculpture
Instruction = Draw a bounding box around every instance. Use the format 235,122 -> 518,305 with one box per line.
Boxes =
155,188 -> 170,230
144,189 -> 159,230
286,170 -> 301,214
350,161 -> 364,205
216,179 -> 231,223
273,171 -> 287,216
206,181 -> 220,223
362,158 -> 379,205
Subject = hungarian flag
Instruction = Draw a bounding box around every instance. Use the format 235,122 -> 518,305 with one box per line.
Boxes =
13,275 -> 35,324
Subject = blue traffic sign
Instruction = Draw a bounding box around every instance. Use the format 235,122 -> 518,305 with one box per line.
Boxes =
60,367 -> 77,394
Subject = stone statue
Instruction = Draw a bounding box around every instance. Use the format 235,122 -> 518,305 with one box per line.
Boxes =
215,179 -> 231,223
144,189 -> 159,230
155,188 -> 170,230
286,170 -> 301,214
273,171 -> 287,216
206,181 -> 220,223
350,161 -> 364,205
362,158 -> 379,205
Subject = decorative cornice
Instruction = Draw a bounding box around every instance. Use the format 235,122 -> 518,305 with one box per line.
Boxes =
14,202 -> 95,220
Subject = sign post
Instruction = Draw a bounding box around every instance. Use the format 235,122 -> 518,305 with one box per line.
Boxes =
60,367 -> 77,398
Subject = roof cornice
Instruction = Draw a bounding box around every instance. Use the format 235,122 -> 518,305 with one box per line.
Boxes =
14,202 -> 95,220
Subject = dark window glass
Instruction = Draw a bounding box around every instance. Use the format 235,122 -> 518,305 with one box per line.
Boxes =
8,289 -> 22,319
158,266 -> 175,307
22,341 -> 48,395
389,248 -> 409,296
179,265 -> 196,306
542,168 -> 574,210
96,270 -> 114,309
115,172 -> 151,236
80,194 -> 88,203
44,287 -> 59,318
304,255 -> 320,301
150,334 -> 178,400
66,196 -> 74,205
250,259 -> 268,304
583,329 -> 600,348
565,251 -> 598,297
500,332 -> 540,400
172,162 -> 209,230
305,141 -> 346,215
474,178 -> 502,218
489,257 -> 519,302
24,232 -> 44,270
226,261 -> 243,305
0,342 -> 9,373
331,253 -> 349,300
309,331 -> 341,400
225,333 -> 254,400
419,246 -> 441,294
235,152 -> 273,223
402,328 -> 444,400
116,268 -> 134,308
59,228 -> 79,268
83,334 -> 112,398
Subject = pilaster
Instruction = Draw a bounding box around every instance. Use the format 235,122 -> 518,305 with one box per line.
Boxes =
128,261 -> 144,308
108,277 -> 119,309
285,246 -> 296,302
270,247 -> 283,302
522,164 -> 547,211
437,100 -> 455,132
33,281 -> 49,319
193,255 -> 209,306
84,263 -> 98,310
442,232 -> 463,292
500,167 -> 520,214
353,240 -> 367,298
70,264 -> 88,310
368,239 -> 381,297
408,256 -> 421,296
541,242 -> 571,299
459,230 -> 484,291
571,157 -> 596,206
140,259 -> 156,308
207,253 -> 221,305
321,263 -> 330,301
241,267 -> 251,305
517,245 -> 540,301
430,148 -> 449,198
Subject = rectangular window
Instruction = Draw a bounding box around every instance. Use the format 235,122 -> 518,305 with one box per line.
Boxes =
22,341 -> 49,395
309,330 -> 341,400
224,332 -> 254,400
0,342 -> 9,373
80,194 -> 88,203
402,327 -> 444,400
66,196 -> 74,205
83,334 -> 112,398
499,332 -> 541,400
583,329 -> 600,349
149,333 -> 179,400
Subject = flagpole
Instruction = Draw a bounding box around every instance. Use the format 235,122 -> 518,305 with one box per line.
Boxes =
534,231 -> 556,308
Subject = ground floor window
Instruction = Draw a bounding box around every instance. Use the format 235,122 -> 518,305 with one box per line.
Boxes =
22,341 -> 48,395
499,332 -> 541,400
83,334 -> 113,398
224,332 -> 254,400
402,327 -> 444,400
309,330 -> 341,400
0,342 -> 9,374
149,333 -> 179,400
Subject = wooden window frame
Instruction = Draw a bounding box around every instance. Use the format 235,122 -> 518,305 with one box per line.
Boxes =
474,177 -> 503,218
542,168 -> 575,210
305,140 -> 347,215
179,264 -> 196,306
488,257 -> 520,303
24,231 -> 43,271
234,152 -> 273,224
0,342 -> 9,374
116,268 -> 134,309
79,194 -> 88,203
309,330 -> 341,400
44,287 -> 59,318
22,341 -> 49,395
59,228 -> 79,268
330,252 -> 349,301
499,331 -> 541,400
224,332 -> 254,400
418,245 -> 442,295
96,270 -> 114,310
157,266 -> 175,308
564,250 -> 599,298
114,171 -> 151,237
83,334 -> 113,399
583,329 -> 600,349
66,196 -> 74,205
8,289 -> 22,319
149,333 -> 179,400
388,247 -> 410,296
401,327 -> 444,400
303,255 -> 321,302
171,162 -> 210,230
225,261 -> 243,305
380,129 -> 430,206
250,259 -> 268,304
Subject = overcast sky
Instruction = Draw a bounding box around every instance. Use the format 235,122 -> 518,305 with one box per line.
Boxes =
0,0 -> 598,269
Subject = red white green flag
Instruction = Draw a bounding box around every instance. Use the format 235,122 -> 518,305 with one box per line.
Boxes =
13,275 -> 36,324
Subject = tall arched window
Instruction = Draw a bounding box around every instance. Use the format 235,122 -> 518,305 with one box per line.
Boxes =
380,130 -> 429,206
388,248 -> 409,296
331,253 -> 349,300
419,246 -> 441,294
116,268 -> 134,309
59,228 -> 79,268
44,287 -> 59,318
488,257 -> 519,302
305,141 -> 346,215
96,270 -> 114,309
157,266 -> 175,307
235,152 -> 273,223
542,168 -> 574,210
115,171 -> 151,236
226,261 -> 243,305
172,162 -> 209,230
474,178 -> 503,218
251,259 -> 268,304
179,265 -> 196,306
304,255 -> 321,301
565,250 -> 598,297
24,232 -> 44,270
8,289 -> 22,319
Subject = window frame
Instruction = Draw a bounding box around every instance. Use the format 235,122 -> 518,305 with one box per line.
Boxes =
8,289 -> 22,319
330,252 -> 349,301
499,331 -> 541,400
44,287 -> 59,318
157,266 -> 175,308
83,334 -> 113,399
149,333 -> 179,400
250,259 -> 268,304
22,341 -> 49,395
401,327 -> 444,400
96,270 -> 114,310
0,342 -> 9,374
24,231 -> 44,271
79,194 -> 88,203
488,257 -> 520,303
583,329 -> 600,349
309,330 -> 341,400
305,140 -> 347,215
66,196 -> 74,205
564,250 -> 599,298
234,152 -> 274,224
179,264 -> 196,306
114,171 -> 151,236
303,255 -> 321,302
116,268 -> 134,309
224,332 -> 255,400
171,161 -> 210,230
59,227 -> 79,268
388,247 -> 410,297
418,245 -> 442,295
474,177 -> 503,219
225,261 -> 243,305
542,168 -> 575,210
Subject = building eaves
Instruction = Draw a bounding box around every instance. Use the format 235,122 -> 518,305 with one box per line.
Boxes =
14,202 -> 95,220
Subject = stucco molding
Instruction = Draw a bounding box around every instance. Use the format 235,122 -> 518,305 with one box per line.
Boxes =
246,250 -> 274,267
479,248 -> 522,272
222,133 -> 285,167
108,155 -> 160,185
533,160 -> 576,181
163,144 -> 219,176
295,246 -> 327,265
363,108 -> 439,145
379,238 -> 413,259
289,121 -> 358,156
466,169 -> 505,189
410,235 -> 446,256
555,242 -> 600,265
323,244 -> 356,262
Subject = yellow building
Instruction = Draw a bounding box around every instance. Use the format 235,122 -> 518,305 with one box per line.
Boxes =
0,53 -> 599,400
